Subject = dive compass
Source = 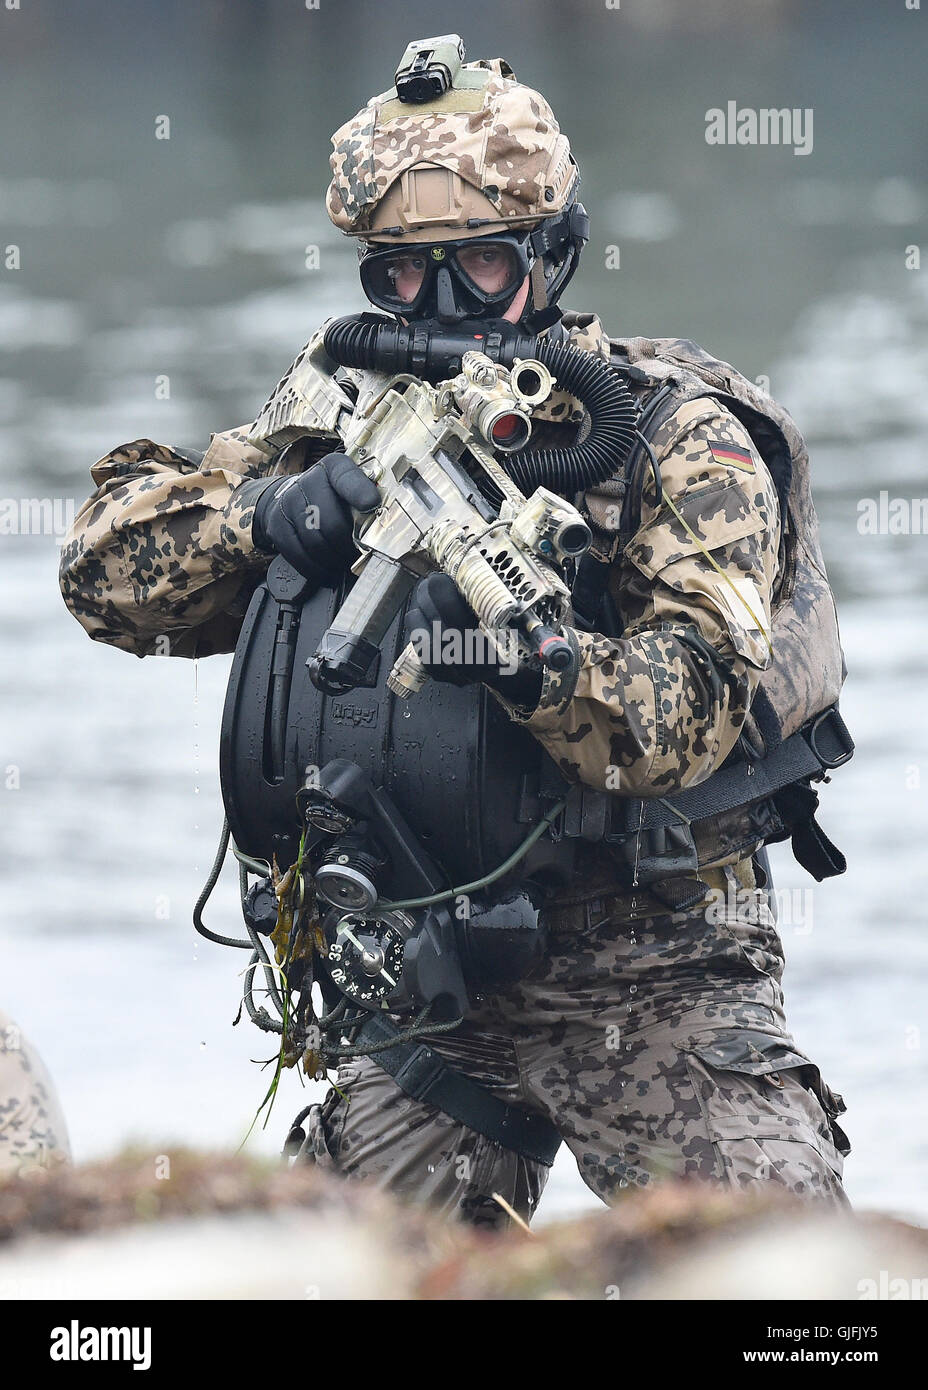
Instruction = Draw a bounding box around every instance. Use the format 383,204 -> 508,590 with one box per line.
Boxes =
321,907 -> 412,1009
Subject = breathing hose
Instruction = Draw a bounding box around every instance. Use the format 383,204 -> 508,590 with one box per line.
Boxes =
322,313 -> 639,498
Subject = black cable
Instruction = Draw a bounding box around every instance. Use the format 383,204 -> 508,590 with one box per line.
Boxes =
321,1007 -> 463,1060
193,817 -> 252,949
242,953 -> 284,1035
635,428 -> 663,511
244,921 -> 287,1020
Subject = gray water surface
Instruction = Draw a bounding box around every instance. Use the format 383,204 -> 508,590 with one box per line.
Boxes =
1,1 -> 926,1224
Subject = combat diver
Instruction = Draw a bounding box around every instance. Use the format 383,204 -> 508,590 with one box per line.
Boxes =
60,37 -> 853,1226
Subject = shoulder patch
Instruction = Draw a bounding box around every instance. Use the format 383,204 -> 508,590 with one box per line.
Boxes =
709,440 -> 755,473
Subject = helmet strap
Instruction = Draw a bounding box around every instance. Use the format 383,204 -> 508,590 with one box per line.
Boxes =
529,256 -> 548,311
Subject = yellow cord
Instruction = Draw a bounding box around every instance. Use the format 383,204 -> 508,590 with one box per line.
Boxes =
657,484 -> 774,659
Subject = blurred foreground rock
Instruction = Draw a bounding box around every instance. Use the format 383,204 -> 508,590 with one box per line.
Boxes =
0,1011 -> 70,1179
0,1150 -> 925,1300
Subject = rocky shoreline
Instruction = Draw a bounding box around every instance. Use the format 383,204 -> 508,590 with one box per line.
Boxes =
1,1149 -> 926,1300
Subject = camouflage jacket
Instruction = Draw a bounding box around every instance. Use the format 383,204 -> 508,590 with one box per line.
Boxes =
60,312 -> 780,800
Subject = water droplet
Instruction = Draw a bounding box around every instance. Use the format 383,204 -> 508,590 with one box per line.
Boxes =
200,1041 -> 207,1050
629,985 -> 637,994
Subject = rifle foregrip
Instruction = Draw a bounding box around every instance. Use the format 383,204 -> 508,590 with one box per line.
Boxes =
308,554 -> 416,694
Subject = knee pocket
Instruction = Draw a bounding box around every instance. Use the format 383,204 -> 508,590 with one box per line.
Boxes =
713,900 -> 784,979
680,1031 -> 850,1196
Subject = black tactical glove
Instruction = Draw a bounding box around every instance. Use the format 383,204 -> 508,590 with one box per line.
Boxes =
251,452 -> 380,585
404,572 -> 543,707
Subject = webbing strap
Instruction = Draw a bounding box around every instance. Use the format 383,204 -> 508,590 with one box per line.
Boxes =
623,706 -> 853,837
356,1014 -> 562,1166
590,706 -> 853,883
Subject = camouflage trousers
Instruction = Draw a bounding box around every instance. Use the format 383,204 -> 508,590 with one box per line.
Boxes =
301,858 -> 850,1228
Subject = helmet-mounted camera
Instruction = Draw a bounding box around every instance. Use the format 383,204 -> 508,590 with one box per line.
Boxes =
394,34 -> 466,104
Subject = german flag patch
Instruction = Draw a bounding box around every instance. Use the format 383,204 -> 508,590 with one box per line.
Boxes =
709,440 -> 755,473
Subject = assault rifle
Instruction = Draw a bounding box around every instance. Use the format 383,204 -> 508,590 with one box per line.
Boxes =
248,321 -> 594,697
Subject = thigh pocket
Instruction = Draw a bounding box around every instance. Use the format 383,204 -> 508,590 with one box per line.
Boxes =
681,1030 -> 850,1197
708,873 -> 784,979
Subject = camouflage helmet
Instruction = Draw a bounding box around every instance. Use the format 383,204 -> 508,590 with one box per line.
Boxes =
325,54 -> 579,243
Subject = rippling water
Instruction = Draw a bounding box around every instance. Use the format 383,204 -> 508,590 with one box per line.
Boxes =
2,5 -> 926,1224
